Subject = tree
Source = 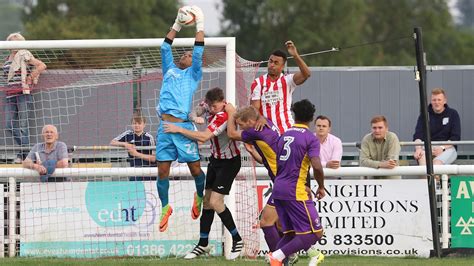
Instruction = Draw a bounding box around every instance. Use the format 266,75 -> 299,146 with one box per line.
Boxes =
220,0 -> 474,65
22,0 -> 191,39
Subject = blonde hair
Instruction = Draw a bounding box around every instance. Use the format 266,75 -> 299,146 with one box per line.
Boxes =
431,87 -> 446,97
6,32 -> 25,41
234,106 -> 259,122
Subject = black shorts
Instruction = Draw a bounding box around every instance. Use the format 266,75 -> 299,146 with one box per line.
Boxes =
206,155 -> 241,195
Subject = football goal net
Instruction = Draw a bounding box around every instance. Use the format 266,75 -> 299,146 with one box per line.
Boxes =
0,37 -> 261,259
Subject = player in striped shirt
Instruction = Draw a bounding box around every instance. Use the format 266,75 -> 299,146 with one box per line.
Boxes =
164,87 -> 243,260
250,40 -> 311,134
267,99 -> 325,266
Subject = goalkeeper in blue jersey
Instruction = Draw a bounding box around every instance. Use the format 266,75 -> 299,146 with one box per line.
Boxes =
155,6 -> 206,232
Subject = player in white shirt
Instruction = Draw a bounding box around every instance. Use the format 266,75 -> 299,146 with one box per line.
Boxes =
250,40 -> 311,133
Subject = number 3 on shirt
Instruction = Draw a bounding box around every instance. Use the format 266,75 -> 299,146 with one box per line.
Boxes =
279,136 -> 294,161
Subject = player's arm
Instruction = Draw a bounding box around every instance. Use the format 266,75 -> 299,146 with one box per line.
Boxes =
311,156 -> 325,199
189,101 -> 207,124
286,40 -> 311,85
244,143 -> 263,164
164,123 -> 214,143
249,99 -> 268,131
161,9 -> 184,74
225,103 -> 243,140
190,6 -> 204,78
250,99 -> 269,129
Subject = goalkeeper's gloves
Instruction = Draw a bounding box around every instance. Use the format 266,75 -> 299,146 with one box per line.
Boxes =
172,11 -> 182,32
190,5 -> 204,32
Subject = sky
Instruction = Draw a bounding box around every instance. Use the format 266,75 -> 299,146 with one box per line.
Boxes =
181,0 -> 223,35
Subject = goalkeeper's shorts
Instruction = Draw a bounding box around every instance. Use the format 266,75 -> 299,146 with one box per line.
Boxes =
156,121 -> 200,163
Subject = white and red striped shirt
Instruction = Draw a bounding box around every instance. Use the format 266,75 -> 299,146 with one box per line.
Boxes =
207,111 -> 240,159
250,73 -> 297,134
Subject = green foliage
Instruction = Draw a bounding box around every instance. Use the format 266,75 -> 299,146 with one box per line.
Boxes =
220,0 -> 474,65
22,0 -> 189,39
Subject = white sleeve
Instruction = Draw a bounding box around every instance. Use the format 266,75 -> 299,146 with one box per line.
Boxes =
250,79 -> 262,101
287,73 -> 297,93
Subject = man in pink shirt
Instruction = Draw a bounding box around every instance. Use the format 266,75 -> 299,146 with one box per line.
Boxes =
314,116 -> 343,170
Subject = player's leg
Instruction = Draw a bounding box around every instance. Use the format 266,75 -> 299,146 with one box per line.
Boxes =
156,122 -> 178,232
157,161 -> 173,232
187,160 -> 205,219
209,155 -> 243,260
260,196 -> 281,252
177,122 -> 206,219
185,158 -> 217,259
270,200 -> 323,265
184,188 -> 214,259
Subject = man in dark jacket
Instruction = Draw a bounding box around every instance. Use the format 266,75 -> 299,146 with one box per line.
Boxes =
413,88 -> 461,165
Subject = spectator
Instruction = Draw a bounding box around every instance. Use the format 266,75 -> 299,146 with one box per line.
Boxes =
413,88 -> 460,166
359,115 -> 401,179
110,114 -> 156,181
314,115 -> 343,170
3,32 -> 47,162
22,125 -> 68,182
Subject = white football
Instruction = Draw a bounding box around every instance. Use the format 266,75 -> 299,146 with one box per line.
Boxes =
177,6 -> 196,26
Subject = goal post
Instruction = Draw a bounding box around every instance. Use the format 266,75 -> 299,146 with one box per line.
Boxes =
0,37 -> 260,259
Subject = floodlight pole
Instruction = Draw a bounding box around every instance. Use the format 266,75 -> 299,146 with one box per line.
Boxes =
413,27 -> 441,258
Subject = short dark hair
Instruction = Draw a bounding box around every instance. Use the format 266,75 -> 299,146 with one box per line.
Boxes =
205,87 -> 225,104
271,50 -> 287,62
292,99 -> 316,123
315,115 -> 332,127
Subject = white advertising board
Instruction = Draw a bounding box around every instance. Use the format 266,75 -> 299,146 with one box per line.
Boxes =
255,179 -> 432,257
19,181 -> 222,258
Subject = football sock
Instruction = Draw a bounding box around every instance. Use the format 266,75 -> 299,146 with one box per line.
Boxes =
281,234 -> 319,257
157,178 -> 170,207
218,206 -> 242,242
194,171 -> 205,197
198,209 -> 215,247
262,225 -> 281,251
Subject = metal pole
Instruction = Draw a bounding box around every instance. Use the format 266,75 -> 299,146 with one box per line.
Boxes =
414,27 -> 441,257
133,54 -> 143,113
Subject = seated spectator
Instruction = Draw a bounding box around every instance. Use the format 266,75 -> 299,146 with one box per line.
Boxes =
359,115 -> 401,179
413,88 -> 460,166
314,115 -> 343,170
3,32 -> 47,162
110,114 -> 156,181
22,124 -> 68,182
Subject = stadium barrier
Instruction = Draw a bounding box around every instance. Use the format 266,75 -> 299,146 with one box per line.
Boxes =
0,165 -> 467,258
